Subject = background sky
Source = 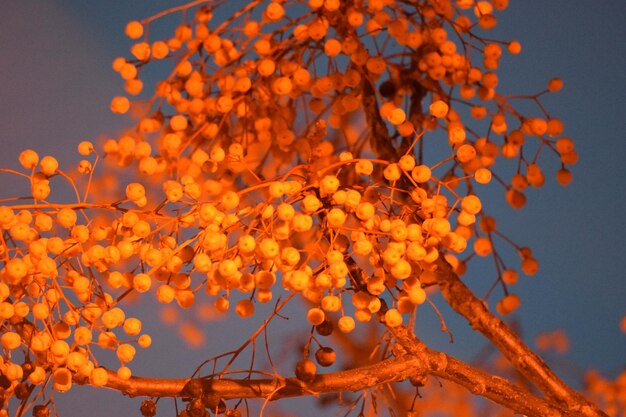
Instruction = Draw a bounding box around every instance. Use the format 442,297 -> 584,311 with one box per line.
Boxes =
0,1 -> 625,416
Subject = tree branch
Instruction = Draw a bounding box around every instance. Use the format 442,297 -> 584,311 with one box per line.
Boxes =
82,355 -> 425,399
432,258 -> 608,417
391,326 -> 582,417
84,336 -> 583,417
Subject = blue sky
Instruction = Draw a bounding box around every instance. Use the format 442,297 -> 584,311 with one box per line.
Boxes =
0,1 -> 625,416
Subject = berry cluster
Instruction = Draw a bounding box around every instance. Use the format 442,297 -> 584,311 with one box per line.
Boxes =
0,0 -> 578,415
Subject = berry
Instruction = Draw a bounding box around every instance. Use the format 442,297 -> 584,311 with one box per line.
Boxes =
125,21 -> 144,39
295,359 -> 317,383
140,399 -> 157,417
315,347 -> 336,367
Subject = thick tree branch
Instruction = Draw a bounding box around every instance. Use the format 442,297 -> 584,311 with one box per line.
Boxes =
432,258 -> 608,417
82,355 -> 425,399
391,326 -> 581,417
361,75 -> 397,162
82,336 -> 581,417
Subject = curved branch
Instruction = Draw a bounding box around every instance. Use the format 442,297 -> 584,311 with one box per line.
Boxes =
433,258 -> 608,417
391,326 -> 580,417
82,355 -> 425,399
81,340 -> 581,417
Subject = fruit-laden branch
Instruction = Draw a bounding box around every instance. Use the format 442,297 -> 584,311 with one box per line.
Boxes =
10,307 -> 582,415
346,30 -> 605,412
81,347 -> 576,417
433,258 -> 608,417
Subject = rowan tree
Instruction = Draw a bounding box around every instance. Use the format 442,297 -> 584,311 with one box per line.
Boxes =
0,1 -> 624,417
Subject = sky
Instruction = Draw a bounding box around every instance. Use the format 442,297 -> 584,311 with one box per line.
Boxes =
0,1 -> 625,416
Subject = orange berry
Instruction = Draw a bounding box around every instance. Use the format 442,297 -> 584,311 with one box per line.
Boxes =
411,165 -> 431,183
473,237 -> 492,256
5,258 -> 28,282
384,308 -> 403,327
272,77 -> 293,95
19,149 -> 39,169
125,21 -> 144,39
130,42 -> 150,61
53,368 -> 73,392
156,285 -> 175,304
324,0 -> 340,11
327,208 -> 347,228
307,307 -> 326,325
556,168 -> 573,186
1,332 -> 21,350
117,366 -> 132,380
119,62 -> 138,80
110,96 -> 130,114
28,366 -> 46,385
456,144 -> 476,163
560,150 -> 578,165
235,299 -> 255,318
176,290 -> 195,308
320,175 -> 340,196
338,315 -> 355,333
77,141 -> 94,156
133,273 -> 152,293
324,38 -> 342,57
461,195 -> 482,214
548,77 -> 563,92
511,173 -> 528,191
429,100 -> 449,118
546,118 -> 564,137
385,107 -> 405,125
529,118 -> 547,136
151,41 -> 169,59
526,164 -> 545,188
170,115 -> 188,131
502,269 -> 518,285
470,105 -> 488,119
265,2 -> 285,21
482,72 -> 498,88
505,189 -> 526,209
348,159 -> 371,178
257,58 -> 276,76
474,168 -> 492,184
125,182 -> 146,202
295,359 -> 317,383
123,318 -> 142,336
492,0 -> 509,10
112,57 -> 126,72
221,191 -> 239,210
497,294 -> 520,315
315,347 -> 336,367
507,40 -> 522,54
39,155 -> 59,176
408,286 -> 426,304
383,163 -> 402,181
90,368 -> 109,386
117,344 -> 137,362
521,257 -> 539,275
555,137 -> 574,154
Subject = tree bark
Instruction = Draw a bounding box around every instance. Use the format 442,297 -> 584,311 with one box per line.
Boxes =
433,258 -> 608,417
83,347 -> 581,417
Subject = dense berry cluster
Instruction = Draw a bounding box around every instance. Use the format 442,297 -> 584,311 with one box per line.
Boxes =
0,1 -> 582,415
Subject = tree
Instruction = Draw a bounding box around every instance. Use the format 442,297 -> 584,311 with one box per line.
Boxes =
0,1 -> 623,416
